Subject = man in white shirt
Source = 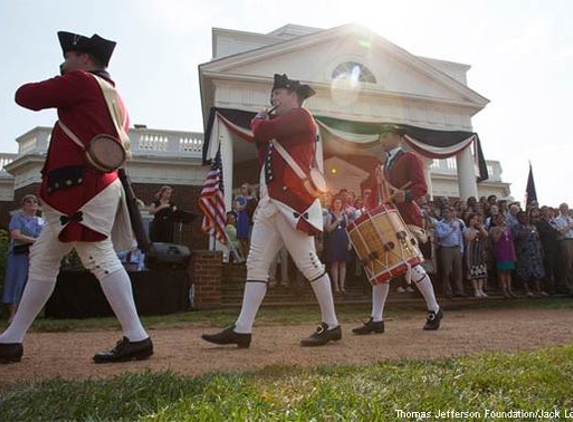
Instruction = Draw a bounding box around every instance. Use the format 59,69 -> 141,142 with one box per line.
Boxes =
505,203 -> 521,230
435,207 -> 465,297
554,203 -> 573,295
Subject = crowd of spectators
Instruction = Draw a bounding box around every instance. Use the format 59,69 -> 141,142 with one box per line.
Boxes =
228,183 -> 573,300
421,194 -> 573,298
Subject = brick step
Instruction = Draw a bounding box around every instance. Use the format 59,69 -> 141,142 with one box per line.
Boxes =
221,297 -> 373,307
219,283 -> 545,307
222,277 -> 369,287
221,286 -> 366,295
222,289 -> 368,297
221,295 -> 371,305
220,291 -> 548,308
222,264 -> 247,277
222,279 -> 247,287
221,285 -> 371,306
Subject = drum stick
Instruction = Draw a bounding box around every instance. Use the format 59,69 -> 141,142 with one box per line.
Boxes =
376,165 -> 391,204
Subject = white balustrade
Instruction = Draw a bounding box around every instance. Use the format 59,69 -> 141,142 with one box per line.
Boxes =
16,128 -> 51,156
430,157 -> 502,182
0,154 -> 16,173
12,127 -> 506,182
430,158 -> 458,172
14,127 -> 204,159
19,136 -> 37,155
129,129 -> 204,156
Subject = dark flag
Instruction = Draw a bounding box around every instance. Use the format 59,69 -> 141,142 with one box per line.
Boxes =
525,162 -> 538,206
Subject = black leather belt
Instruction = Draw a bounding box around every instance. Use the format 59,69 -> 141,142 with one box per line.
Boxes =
47,166 -> 85,194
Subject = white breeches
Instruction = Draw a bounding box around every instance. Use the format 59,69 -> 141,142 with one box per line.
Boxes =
246,209 -> 325,282
410,264 -> 426,282
29,219 -> 124,282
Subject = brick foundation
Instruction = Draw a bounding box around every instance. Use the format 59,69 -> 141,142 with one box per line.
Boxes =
188,250 -> 223,309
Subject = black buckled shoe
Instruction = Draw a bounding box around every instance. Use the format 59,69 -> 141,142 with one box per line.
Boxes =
352,318 -> 385,335
301,323 -> 342,347
423,309 -> 443,331
93,337 -> 153,363
201,326 -> 251,349
0,343 -> 23,364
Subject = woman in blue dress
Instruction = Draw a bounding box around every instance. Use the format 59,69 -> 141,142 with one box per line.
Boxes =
325,198 -> 351,294
234,183 -> 256,259
3,195 -> 45,323
513,210 -> 546,297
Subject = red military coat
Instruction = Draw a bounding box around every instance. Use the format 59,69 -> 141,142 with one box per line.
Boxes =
15,70 -> 129,242
366,149 -> 427,226
250,107 -> 322,235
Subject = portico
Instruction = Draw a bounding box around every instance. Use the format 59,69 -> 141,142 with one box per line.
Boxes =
200,24 -> 499,203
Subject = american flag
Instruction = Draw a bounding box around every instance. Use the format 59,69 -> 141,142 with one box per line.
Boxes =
198,150 -> 227,244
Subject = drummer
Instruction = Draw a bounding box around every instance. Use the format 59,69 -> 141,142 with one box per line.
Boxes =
352,125 -> 442,335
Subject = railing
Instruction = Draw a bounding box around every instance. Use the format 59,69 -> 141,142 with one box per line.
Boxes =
16,129 -> 51,156
131,128 -> 203,155
15,127 -> 204,158
13,127 -> 505,182
430,158 -> 503,182
0,153 -> 16,174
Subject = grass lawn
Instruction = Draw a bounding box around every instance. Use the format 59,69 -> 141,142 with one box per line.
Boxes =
1,344 -> 572,421
1,299 -> 572,421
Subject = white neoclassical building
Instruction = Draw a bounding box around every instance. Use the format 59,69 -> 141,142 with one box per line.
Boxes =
199,23 -> 510,207
0,23 -> 510,232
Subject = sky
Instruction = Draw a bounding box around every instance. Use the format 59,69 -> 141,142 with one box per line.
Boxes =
1,0 -> 572,206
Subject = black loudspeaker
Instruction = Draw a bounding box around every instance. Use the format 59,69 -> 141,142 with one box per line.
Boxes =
145,242 -> 191,270
46,269 -> 189,318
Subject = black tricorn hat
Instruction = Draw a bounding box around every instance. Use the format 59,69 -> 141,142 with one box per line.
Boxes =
57,31 -> 116,67
272,74 -> 315,100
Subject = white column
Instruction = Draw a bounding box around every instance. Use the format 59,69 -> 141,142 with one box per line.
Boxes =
455,146 -> 478,200
219,123 -> 234,210
316,126 -> 325,172
420,156 -> 434,200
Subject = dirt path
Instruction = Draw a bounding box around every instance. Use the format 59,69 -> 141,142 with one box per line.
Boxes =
3,307 -> 573,383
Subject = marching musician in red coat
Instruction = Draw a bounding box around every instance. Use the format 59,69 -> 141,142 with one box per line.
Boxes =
364,131 -> 428,227
353,125 -> 442,336
0,31 -> 152,364
203,74 -> 340,348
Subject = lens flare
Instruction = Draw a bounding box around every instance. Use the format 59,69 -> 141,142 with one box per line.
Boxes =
330,64 -> 362,107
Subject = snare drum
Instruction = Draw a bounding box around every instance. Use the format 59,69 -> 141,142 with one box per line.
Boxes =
346,204 -> 423,285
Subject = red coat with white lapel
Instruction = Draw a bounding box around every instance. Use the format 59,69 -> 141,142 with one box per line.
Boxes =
15,70 -> 128,242
366,149 -> 427,226
250,107 -> 320,235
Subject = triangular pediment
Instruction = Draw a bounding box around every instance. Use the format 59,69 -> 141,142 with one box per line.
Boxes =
201,24 -> 488,108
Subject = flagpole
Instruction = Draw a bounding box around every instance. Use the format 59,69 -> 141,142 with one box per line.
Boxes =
209,233 -> 215,251
222,228 -> 243,263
